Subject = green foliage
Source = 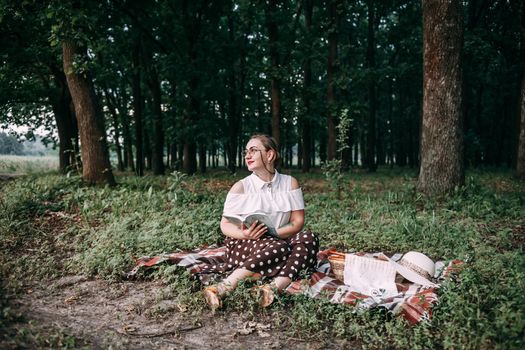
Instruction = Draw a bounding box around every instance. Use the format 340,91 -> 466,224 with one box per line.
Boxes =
322,108 -> 353,198
1,0 -> 522,171
0,132 -> 23,155
1,170 -> 524,349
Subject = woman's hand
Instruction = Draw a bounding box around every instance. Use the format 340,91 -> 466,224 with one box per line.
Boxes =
242,220 -> 268,240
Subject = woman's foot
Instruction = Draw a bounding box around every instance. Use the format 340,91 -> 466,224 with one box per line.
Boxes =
203,285 -> 222,310
203,283 -> 231,310
252,284 -> 276,308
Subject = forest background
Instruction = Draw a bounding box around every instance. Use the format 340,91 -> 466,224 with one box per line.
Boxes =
1,0 -> 524,184
1,0 -> 524,349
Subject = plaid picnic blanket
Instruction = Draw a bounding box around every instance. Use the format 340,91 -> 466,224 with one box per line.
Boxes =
126,246 -> 462,325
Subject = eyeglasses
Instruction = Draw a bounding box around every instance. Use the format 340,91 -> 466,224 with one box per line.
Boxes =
242,147 -> 262,157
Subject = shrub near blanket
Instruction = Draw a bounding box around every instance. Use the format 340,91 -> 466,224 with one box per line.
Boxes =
1,170 -> 524,349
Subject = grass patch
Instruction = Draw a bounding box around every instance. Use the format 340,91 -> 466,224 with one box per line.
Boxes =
0,155 -> 59,174
1,168 -> 524,349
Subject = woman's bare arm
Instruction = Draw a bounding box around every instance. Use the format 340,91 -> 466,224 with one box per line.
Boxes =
276,176 -> 305,239
220,180 -> 267,240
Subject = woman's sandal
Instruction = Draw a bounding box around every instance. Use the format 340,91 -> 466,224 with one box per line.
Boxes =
203,285 -> 222,310
252,284 -> 276,308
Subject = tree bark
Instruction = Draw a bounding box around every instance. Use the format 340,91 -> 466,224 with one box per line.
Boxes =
102,87 -> 124,172
326,0 -> 340,161
144,126 -> 152,170
199,144 -> 206,173
301,0 -> 313,172
146,66 -> 165,175
517,0 -> 525,179
266,0 -> 281,147
417,0 -> 464,195
366,0 -> 377,172
48,66 -> 79,173
517,71 -> 525,178
132,35 -> 144,176
120,101 -> 135,171
62,40 -> 115,186
181,0 -> 198,175
226,13 -> 243,174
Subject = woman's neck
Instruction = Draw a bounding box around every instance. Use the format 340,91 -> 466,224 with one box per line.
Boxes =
253,169 -> 275,182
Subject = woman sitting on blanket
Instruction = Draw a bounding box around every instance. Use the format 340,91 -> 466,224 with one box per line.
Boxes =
202,134 -> 319,309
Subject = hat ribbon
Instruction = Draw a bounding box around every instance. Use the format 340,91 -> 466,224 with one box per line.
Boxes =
399,258 -> 432,280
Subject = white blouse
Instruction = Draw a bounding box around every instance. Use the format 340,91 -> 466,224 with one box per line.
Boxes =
222,171 -> 305,228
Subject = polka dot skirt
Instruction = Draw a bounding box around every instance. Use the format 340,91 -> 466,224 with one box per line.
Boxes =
199,231 -> 319,280
278,231 -> 319,279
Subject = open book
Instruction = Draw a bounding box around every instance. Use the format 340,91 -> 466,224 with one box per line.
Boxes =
222,213 -> 280,239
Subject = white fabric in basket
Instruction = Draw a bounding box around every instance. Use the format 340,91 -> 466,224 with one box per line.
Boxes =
344,254 -> 398,298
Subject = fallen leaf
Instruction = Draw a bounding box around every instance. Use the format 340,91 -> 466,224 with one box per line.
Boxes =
121,324 -> 137,334
236,321 -> 271,336
257,330 -> 271,338
64,295 -> 79,304
176,303 -> 188,312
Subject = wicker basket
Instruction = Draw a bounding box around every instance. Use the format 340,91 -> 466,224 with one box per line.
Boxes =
327,252 -> 346,281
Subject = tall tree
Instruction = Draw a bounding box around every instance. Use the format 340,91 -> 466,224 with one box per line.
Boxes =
326,0 -> 341,161
265,0 -> 282,147
417,0 -> 464,195
101,86 -> 124,172
62,40 -> 116,185
301,0 -> 313,172
131,32 -> 144,176
47,66 -> 80,173
180,0 -> 200,175
145,64 -> 165,175
517,0 -> 525,179
518,69 -> 525,179
365,0 -> 377,172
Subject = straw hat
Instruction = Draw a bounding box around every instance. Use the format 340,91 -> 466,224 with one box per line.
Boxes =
390,251 -> 437,287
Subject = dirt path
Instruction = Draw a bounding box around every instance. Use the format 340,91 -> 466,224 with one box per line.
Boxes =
7,276 -> 345,349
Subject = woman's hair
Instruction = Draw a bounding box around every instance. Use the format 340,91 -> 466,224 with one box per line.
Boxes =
250,134 -> 281,166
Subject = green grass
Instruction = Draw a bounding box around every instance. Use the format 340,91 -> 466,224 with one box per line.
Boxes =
0,155 -> 59,174
1,168 -> 524,349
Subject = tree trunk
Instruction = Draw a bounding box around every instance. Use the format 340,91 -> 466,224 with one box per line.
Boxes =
122,115 -> 134,171
266,0 -> 281,147
147,66 -> 165,175
366,0 -> 377,172
182,1 -> 199,175
302,0 -> 313,172
132,35 -> 144,176
517,0 -> 525,179
395,80 -> 408,166
183,140 -> 197,174
62,40 -> 115,186
52,93 -> 78,173
387,79 -> 394,166
326,0 -> 340,161
417,0 -> 464,196
319,133 -> 327,164
226,13 -> 242,174
178,142 -> 184,171
48,66 -> 79,173
182,70 -> 198,175
518,70 -> 525,178
102,87 -> 124,172
199,144 -> 206,173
